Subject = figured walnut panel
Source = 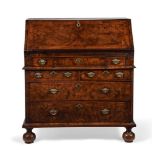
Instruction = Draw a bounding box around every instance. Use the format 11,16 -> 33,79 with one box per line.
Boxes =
28,82 -> 132,101
25,19 -> 133,50
27,101 -> 130,123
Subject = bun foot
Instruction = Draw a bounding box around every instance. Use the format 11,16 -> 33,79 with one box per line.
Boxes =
123,127 -> 135,143
23,128 -> 36,144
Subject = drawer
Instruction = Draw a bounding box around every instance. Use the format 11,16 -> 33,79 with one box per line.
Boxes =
26,70 -> 79,81
54,56 -> 126,67
27,56 -> 126,67
29,82 -> 131,101
26,69 -> 132,82
27,101 -> 130,123
53,57 -> 106,67
80,70 -> 132,81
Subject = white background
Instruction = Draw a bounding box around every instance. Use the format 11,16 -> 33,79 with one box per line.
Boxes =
0,0 -> 153,154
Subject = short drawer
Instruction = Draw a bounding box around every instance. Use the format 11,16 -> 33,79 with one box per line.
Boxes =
27,101 -> 130,123
28,82 -> 132,101
26,70 -> 79,81
80,69 -> 132,81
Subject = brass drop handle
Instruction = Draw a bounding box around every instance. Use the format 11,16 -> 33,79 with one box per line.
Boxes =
49,109 -> 58,116
112,58 -> 120,65
49,88 -> 59,94
101,88 -> 110,94
39,58 -> 46,65
115,72 -> 124,78
101,109 -> 110,115
87,72 -> 95,78
64,72 -> 72,78
34,72 -> 42,79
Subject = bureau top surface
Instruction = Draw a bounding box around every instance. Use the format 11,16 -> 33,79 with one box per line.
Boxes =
24,18 -> 134,51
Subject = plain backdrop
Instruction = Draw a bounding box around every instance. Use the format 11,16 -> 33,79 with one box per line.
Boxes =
0,0 -> 153,154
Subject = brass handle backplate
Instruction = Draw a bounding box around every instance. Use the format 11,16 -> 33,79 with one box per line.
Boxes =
101,109 -> 110,115
49,88 -> 59,94
112,58 -> 120,65
115,72 -> 124,78
75,103 -> 83,110
39,58 -> 46,65
75,58 -> 83,64
75,83 -> 81,90
34,72 -> 42,79
49,109 -> 58,116
101,88 -> 110,94
87,72 -> 95,78
64,72 -> 72,78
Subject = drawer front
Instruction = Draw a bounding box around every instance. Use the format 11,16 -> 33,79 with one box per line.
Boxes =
26,70 -> 79,81
27,101 -> 130,123
80,70 -> 132,81
25,20 -> 132,50
54,57 -> 106,67
28,56 -> 126,67
29,82 -> 131,101
26,69 -> 132,82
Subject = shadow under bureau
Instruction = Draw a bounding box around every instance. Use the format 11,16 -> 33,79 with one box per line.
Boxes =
22,18 -> 136,143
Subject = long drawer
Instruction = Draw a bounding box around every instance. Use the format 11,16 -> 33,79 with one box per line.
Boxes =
28,82 -> 132,101
26,56 -> 126,67
26,101 -> 131,123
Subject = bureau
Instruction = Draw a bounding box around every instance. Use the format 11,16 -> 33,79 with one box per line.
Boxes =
22,18 -> 136,143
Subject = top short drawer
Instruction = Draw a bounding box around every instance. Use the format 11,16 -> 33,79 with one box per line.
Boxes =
26,56 -> 126,67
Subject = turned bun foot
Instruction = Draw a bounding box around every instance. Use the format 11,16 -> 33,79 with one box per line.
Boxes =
123,128 -> 135,143
23,128 -> 36,144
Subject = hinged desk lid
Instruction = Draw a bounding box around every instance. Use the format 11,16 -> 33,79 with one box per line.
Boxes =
24,18 -> 134,51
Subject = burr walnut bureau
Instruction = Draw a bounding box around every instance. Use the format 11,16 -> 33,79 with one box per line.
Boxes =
22,18 -> 136,143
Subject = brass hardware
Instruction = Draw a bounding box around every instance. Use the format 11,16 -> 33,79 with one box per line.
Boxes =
34,72 -> 42,79
50,71 -> 57,76
75,58 -> 82,64
49,109 -> 58,116
49,88 -> 59,94
103,70 -> 110,75
101,88 -> 110,94
101,109 -> 110,115
115,72 -> 124,78
75,83 -> 81,90
76,20 -> 81,27
64,72 -> 72,78
87,72 -> 95,78
75,103 -> 83,109
112,58 -> 120,64
38,58 -> 46,65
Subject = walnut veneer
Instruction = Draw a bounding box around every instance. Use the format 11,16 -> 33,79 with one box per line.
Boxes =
22,18 -> 136,143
